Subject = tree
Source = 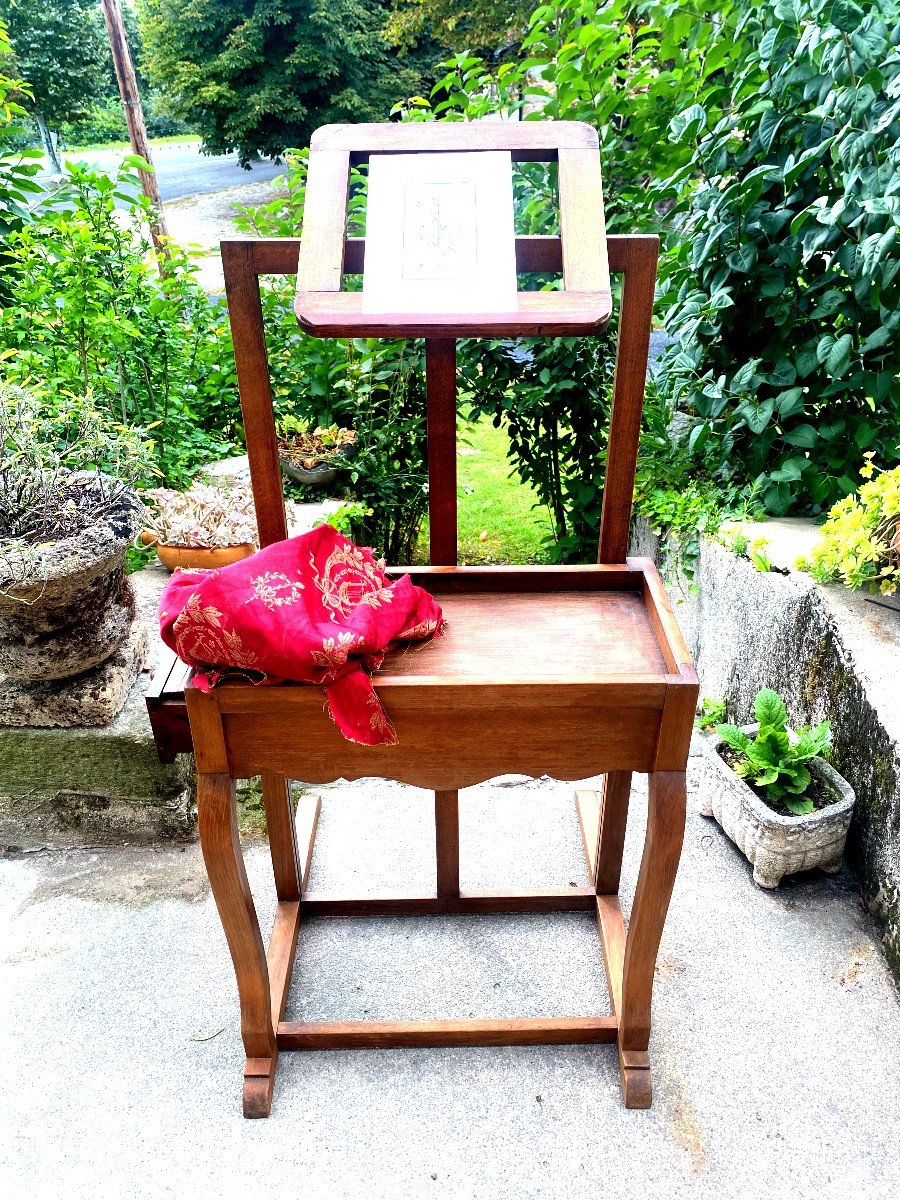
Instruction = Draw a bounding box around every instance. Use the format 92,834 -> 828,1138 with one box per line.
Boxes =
138,0 -> 425,164
384,1 -> 533,59
0,0 -> 108,170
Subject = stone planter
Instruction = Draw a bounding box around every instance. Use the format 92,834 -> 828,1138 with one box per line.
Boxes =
0,478 -> 144,683
696,727 -> 856,889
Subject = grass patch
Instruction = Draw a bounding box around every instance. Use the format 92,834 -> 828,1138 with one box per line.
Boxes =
420,416 -> 552,564
64,134 -> 202,155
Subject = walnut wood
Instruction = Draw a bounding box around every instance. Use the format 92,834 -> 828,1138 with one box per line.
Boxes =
184,686 -> 228,774
426,339 -> 458,565
296,149 -> 349,293
596,895 -> 626,1016
196,773 -> 275,1064
387,563 -> 646,591
220,698 -> 662,790
594,772 -> 633,895
260,774 -> 301,901
619,771 -> 687,1058
558,147 -> 609,295
221,233 -> 635,280
638,561 -> 696,673
221,240 -> 288,549
294,289 -> 611,339
598,236 -> 659,564
266,900 -> 301,1028
311,119 -> 598,158
434,791 -> 460,898
277,1016 -> 618,1049
295,792 -> 321,891
170,206 -> 696,1118
343,234 -> 565,276
299,889 -> 597,916
654,674 -> 700,772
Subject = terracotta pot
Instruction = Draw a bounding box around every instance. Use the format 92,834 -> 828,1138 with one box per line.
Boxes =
154,542 -> 256,572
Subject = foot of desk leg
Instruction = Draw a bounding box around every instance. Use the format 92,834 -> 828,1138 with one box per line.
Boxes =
243,1054 -> 277,1118
618,1047 -> 651,1109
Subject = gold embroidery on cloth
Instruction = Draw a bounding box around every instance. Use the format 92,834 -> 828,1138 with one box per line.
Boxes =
397,617 -> 439,641
367,691 -> 397,743
172,592 -> 258,670
250,571 -> 305,610
311,631 -> 362,673
309,543 -> 395,622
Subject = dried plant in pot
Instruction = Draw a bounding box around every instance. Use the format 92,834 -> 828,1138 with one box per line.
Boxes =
141,483 -> 257,571
277,418 -> 356,488
0,385 -> 149,682
696,689 -> 855,889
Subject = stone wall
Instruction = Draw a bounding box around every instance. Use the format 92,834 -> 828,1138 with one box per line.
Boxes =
633,518 -> 900,982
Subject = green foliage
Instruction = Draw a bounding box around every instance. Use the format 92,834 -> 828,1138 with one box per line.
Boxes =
137,0 -> 425,164
697,696 -> 727,730
799,457 -> 900,593
464,335 -> 614,561
716,688 -> 831,814
411,2 -> 744,231
0,0 -> 108,166
0,158 -> 237,486
61,93 -> 192,148
657,0 -> 900,517
0,21 -> 41,290
384,0 -> 532,57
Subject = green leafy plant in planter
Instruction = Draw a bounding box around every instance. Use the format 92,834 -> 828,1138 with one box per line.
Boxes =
716,689 -> 831,815
798,458 -> 900,594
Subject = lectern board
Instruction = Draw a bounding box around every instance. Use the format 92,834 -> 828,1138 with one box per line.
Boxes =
295,120 -> 612,338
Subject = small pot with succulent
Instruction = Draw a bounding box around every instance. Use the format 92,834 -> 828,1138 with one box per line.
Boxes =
277,416 -> 356,488
141,483 -> 257,571
696,688 -> 855,889
0,383 -> 149,684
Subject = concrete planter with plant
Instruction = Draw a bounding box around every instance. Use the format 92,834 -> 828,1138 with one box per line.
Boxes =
0,386 -> 147,689
696,689 -> 855,889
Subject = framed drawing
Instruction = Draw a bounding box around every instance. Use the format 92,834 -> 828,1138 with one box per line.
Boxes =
362,151 -> 517,314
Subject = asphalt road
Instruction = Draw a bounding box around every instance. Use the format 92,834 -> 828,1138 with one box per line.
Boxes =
45,139 -> 283,202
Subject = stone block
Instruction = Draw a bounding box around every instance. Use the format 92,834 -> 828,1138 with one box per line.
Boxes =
0,669 -> 194,846
0,620 -> 148,728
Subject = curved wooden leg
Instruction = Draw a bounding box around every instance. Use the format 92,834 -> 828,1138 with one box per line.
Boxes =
197,772 -> 277,1118
618,770 -> 686,1109
261,772 -> 301,900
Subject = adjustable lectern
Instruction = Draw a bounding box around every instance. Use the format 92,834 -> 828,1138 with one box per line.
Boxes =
148,120 -> 698,1118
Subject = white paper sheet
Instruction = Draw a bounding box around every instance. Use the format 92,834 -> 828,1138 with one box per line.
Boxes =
362,151 -> 517,314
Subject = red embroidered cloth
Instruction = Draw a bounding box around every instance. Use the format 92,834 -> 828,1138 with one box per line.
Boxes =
158,525 -> 443,746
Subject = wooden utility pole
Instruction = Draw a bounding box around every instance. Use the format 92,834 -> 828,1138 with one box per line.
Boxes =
99,0 -> 170,258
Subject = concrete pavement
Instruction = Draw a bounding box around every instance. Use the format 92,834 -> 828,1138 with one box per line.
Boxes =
2,764 -> 899,1198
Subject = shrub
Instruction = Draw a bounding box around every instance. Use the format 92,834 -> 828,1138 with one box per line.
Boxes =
0,380 -> 153,545
799,457 -> 900,593
0,158 -> 238,486
0,21 -> 42,299
656,0 -> 900,517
